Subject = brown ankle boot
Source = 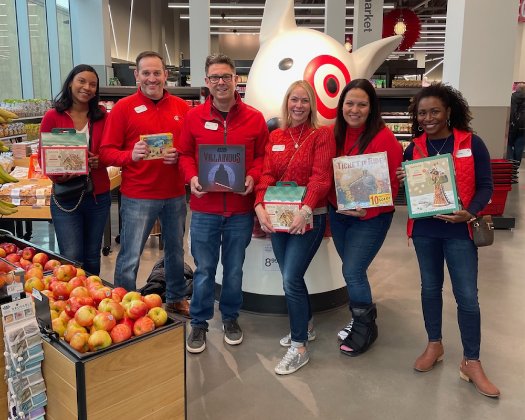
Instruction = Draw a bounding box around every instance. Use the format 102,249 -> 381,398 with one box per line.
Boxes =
459,359 -> 500,398
414,341 -> 444,372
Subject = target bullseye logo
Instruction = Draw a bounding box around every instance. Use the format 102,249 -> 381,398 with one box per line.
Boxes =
304,55 -> 351,121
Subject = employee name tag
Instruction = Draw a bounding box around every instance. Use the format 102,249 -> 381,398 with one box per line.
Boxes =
204,121 -> 218,130
456,148 -> 472,158
134,105 -> 147,113
272,144 -> 285,152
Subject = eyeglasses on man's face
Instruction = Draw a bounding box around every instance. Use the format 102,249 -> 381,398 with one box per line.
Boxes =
207,74 -> 235,83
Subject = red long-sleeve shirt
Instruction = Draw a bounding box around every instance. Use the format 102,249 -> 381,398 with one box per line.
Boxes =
328,125 -> 403,220
255,123 -> 336,210
99,88 -> 189,199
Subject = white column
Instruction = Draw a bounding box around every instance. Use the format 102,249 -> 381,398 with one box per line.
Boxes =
70,0 -> 112,85
324,0 -> 346,43
353,0 -> 384,50
443,0 -> 518,156
189,0 -> 209,87
15,0 -> 33,98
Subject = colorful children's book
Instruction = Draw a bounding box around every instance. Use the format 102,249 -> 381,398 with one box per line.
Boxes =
140,133 -> 173,160
402,153 -> 460,218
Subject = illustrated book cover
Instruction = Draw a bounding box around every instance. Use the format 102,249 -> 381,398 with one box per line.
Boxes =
402,153 -> 460,219
198,144 -> 246,192
263,182 -> 312,232
333,152 -> 393,210
140,133 -> 173,160
40,129 -> 88,175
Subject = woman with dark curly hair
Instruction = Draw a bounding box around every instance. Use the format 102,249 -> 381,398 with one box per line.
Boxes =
397,83 -> 499,397
40,65 -> 110,275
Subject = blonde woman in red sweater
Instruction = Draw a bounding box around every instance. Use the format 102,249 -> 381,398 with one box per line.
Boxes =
255,80 -> 335,375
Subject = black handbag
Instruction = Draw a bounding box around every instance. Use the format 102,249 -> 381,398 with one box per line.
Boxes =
472,215 -> 494,247
52,175 -> 93,212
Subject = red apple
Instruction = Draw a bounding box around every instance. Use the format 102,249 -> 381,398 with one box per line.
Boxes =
1,243 -> 18,255
125,299 -> 149,320
69,286 -> 90,299
26,266 -> 43,280
54,264 -> 77,282
29,262 -> 44,271
53,281 -> 71,300
5,253 -> 20,263
142,293 -> 163,309
19,258 -> 32,270
118,316 -> 135,331
52,318 -> 68,337
44,259 -> 61,271
74,305 -> 97,327
110,324 -> 132,344
86,275 -> 103,289
50,299 -> 67,313
75,268 -> 86,277
64,320 -> 87,342
68,275 -> 86,290
111,292 -> 122,303
0,248 -> 5,258
59,310 -> 72,324
105,301 -> 125,321
21,246 -> 36,261
24,276 -> 45,293
133,316 -> 155,336
32,252 -> 49,266
92,312 -> 116,332
88,330 -> 112,351
147,307 -> 168,327
90,286 -> 112,306
69,332 -> 90,353
0,260 -> 12,273
122,291 -> 143,306
112,287 -> 128,301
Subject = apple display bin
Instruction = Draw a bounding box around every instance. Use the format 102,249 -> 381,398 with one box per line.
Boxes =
40,317 -> 186,420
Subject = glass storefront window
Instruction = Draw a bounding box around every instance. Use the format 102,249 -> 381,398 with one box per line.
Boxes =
56,0 -> 72,84
0,0 -> 22,99
27,0 -> 51,99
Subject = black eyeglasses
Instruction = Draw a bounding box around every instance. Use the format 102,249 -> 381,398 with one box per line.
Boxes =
207,74 -> 234,83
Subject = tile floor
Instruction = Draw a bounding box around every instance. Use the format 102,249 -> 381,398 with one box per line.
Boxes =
22,169 -> 525,420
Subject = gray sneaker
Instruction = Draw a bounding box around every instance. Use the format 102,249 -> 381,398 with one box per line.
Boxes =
275,346 -> 310,375
186,326 -> 207,353
279,329 -> 317,347
223,319 -> 243,345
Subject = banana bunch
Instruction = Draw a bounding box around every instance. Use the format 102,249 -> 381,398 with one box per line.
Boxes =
0,108 -> 19,124
0,140 -> 9,153
0,165 -> 18,184
0,200 -> 17,215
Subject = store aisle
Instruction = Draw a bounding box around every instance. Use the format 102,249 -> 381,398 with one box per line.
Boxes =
27,170 -> 525,420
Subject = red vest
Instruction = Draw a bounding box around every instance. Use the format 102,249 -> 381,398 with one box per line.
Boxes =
407,128 -> 475,237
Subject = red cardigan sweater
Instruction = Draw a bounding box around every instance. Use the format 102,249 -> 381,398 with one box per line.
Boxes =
328,125 -> 403,220
255,123 -> 336,210
39,108 -> 110,195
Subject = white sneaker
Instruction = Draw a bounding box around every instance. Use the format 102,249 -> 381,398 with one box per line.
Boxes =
279,329 -> 317,347
275,346 -> 310,375
338,320 -> 354,341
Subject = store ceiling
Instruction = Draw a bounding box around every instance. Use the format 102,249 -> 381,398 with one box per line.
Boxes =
169,0 -> 448,62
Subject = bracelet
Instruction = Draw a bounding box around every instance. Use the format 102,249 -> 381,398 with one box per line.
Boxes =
300,207 -> 312,222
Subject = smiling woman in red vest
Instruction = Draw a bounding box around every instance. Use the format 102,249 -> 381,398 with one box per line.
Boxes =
398,83 -> 499,398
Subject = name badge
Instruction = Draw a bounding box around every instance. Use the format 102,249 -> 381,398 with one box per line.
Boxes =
272,144 -> 285,152
456,148 -> 472,158
204,121 -> 218,130
134,105 -> 147,113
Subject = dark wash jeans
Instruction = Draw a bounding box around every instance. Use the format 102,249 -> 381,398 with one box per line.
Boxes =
412,235 -> 481,359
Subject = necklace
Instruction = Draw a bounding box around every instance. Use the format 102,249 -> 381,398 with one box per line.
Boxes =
289,124 -> 305,149
428,134 -> 453,155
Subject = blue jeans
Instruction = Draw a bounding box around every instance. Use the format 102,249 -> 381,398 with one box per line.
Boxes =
329,207 -> 393,306
271,214 -> 326,345
507,133 -> 524,166
51,192 -> 111,275
412,236 -> 481,359
189,212 -> 253,328
115,194 -> 186,302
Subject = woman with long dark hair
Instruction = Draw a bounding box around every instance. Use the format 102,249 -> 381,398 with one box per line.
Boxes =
40,64 -> 110,275
330,78 -> 402,357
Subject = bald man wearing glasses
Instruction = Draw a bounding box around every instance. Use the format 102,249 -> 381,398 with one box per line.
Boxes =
179,53 -> 269,354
